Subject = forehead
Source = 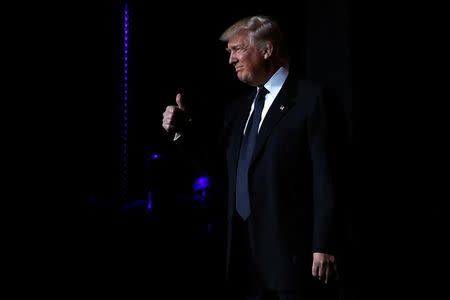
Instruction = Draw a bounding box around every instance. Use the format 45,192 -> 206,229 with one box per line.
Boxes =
227,32 -> 250,47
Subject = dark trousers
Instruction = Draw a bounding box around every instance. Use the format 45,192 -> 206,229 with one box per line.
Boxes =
228,214 -> 300,300
227,214 -> 338,300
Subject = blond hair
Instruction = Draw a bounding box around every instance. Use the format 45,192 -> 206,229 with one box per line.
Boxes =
219,15 -> 288,60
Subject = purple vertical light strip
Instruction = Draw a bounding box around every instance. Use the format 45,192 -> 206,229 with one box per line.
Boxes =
121,3 -> 129,202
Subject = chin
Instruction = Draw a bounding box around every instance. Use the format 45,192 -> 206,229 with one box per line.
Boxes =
237,73 -> 250,84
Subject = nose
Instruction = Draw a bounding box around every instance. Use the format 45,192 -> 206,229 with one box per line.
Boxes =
228,52 -> 237,65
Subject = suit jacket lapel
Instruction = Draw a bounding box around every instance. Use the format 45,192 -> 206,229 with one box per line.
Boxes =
250,79 -> 297,166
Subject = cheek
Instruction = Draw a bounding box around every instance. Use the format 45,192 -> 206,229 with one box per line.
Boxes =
246,60 -> 259,74
239,57 -> 249,68
240,54 -> 251,65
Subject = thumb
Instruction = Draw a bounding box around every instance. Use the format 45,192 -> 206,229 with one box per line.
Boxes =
176,93 -> 185,111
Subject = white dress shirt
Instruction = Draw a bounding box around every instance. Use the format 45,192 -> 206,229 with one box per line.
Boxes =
243,66 -> 289,134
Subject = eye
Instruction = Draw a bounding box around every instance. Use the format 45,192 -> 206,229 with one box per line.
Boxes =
227,46 -> 246,54
235,46 -> 246,53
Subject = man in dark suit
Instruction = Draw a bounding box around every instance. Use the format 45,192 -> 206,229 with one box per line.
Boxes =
162,15 -> 343,300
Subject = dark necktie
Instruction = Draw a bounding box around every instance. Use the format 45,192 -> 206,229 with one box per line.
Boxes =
236,86 -> 268,220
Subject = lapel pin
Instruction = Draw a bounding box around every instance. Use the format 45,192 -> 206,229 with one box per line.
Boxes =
280,105 -> 285,111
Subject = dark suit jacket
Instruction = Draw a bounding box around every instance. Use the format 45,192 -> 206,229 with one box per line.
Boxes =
178,75 -> 341,292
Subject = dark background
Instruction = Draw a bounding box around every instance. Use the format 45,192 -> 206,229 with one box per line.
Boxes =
83,0 -> 353,217
5,0 -> 445,298
81,0 -> 357,297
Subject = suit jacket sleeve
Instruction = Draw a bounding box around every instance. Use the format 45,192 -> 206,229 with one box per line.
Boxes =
308,86 -> 340,254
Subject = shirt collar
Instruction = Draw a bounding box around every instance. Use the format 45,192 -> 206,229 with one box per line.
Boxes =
262,66 -> 289,96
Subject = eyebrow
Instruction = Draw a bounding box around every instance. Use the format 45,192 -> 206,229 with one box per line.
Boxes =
225,44 -> 246,52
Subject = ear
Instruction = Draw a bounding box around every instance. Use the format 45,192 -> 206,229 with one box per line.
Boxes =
263,42 -> 274,59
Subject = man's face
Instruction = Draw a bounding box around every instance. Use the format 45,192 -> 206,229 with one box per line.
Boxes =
226,32 -> 265,86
